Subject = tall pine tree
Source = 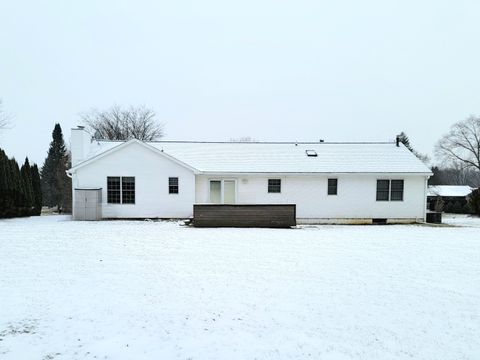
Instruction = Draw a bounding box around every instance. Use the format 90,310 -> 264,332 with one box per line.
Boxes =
0,149 -> 8,217
30,164 -> 42,215
9,158 -> 23,217
41,124 -> 71,212
20,157 -> 34,216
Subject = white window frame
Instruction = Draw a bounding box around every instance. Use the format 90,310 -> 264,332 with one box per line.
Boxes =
168,176 -> 179,194
267,178 -> 282,193
376,179 -> 405,202
107,176 -> 135,205
208,179 -> 237,204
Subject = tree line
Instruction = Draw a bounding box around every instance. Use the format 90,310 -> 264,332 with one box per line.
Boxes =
0,122 -> 72,218
0,150 -> 42,218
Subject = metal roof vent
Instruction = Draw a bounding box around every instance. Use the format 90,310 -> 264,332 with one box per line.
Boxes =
306,150 -> 317,157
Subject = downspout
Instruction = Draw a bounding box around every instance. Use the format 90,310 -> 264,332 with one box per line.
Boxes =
66,170 -> 75,219
423,175 -> 429,222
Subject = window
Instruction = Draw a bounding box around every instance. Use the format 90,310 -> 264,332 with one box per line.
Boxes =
390,180 -> 404,201
376,179 -> 404,201
122,177 -> 135,204
107,176 -> 135,204
376,180 -> 390,201
107,177 -> 121,204
328,178 -> 338,195
268,179 -> 281,193
169,177 -> 179,194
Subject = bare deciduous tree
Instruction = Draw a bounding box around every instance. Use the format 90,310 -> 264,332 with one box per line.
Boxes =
81,105 -> 164,141
435,116 -> 480,171
229,136 -> 258,142
0,99 -> 12,130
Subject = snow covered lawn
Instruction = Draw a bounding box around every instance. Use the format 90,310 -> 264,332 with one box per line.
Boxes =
0,216 -> 479,360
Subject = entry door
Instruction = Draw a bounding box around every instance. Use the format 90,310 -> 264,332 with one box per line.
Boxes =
209,180 -> 236,204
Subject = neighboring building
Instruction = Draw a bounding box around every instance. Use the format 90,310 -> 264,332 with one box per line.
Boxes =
68,127 -> 432,224
427,185 -> 474,213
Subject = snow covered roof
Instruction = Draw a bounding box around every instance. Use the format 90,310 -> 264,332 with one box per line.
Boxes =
78,140 -> 432,174
427,185 -> 474,197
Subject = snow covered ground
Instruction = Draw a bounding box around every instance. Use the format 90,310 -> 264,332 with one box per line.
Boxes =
0,216 -> 479,360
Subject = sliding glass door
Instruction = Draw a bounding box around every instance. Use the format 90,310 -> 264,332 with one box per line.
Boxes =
209,180 -> 236,204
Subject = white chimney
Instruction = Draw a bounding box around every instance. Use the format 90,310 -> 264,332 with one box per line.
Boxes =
71,126 -> 92,166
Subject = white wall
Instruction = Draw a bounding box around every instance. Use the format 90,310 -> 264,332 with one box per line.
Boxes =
195,174 -> 428,221
72,141 -> 195,218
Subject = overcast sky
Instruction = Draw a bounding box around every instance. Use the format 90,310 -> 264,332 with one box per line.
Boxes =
1,0 -> 479,165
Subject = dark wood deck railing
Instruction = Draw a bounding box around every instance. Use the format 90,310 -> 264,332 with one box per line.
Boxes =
193,204 -> 296,228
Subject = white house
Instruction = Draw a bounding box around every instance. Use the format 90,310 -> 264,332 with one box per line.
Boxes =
68,127 -> 432,224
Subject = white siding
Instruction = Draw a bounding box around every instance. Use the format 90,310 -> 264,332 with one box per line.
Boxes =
72,141 -> 195,218
195,174 -> 427,222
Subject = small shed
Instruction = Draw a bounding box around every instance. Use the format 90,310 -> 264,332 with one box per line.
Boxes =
427,185 -> 473,213
73,188 -> 102,221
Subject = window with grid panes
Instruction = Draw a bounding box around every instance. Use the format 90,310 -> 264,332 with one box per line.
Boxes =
121,177 -> 135,204
169,177 -> 179,194
328,178 -> 338,195
390,180 -> 404,201
376,180 -> 390,201
107,177 -> 121,203
268,179 -> 281,193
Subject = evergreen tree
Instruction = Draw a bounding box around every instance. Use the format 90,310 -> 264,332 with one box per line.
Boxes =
56,151 -> 72,213
469,189 -> 480,216
8,158 -> 23,217
30,164 -> 42,215
0,149 -> 8,217
398,132 -> 430,164
20,157 -> 34,216
41,124 -> 69,211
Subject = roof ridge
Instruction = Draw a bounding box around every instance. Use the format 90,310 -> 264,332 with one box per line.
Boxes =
95,139 -> 396,145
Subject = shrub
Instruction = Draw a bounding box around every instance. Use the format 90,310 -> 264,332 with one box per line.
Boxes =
451,200 -> 463,214
469,189 -> 480,216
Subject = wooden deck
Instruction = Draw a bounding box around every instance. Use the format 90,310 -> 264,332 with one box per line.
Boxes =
193,204 -> 296,228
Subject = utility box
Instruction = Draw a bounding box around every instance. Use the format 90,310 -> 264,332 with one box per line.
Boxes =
73,188 -> 102,221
